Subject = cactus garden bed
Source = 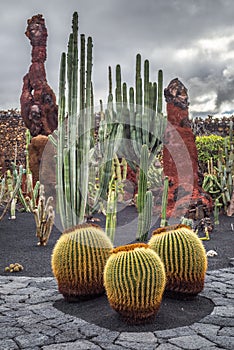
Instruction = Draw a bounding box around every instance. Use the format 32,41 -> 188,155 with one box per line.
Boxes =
0,206 -> 233,331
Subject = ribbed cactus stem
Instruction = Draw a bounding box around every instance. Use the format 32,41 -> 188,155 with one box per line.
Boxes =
104,243 -> 166,324
149,224 -> 207,295
160,176 -> 169,227
105,174 -> 117,243
137,190 -> 153,241
78,36 -> 93,223
115,64 -> 122,120
137,145 -> 152,241
214,198 -> 220,225
157,69 -> 163,115
51,224 -> 113,300
137,145 -> 149,213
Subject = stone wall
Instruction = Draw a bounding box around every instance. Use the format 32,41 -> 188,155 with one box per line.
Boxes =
192,115 -> 234,137
0,110 -> 26,172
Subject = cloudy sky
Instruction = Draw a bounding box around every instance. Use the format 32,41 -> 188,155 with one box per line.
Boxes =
1,0 -> 234,118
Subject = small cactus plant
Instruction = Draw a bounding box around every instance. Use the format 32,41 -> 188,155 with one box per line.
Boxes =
51,223 -> 113,301
104,243 -> 166,324
148,224 -> 207,296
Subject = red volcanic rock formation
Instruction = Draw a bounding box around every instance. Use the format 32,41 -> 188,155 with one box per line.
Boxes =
20,14 -> 58,185
163,78 -> 212,217
20,14 -> 58,137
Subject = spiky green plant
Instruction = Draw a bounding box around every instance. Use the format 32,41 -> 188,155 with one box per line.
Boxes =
48,12 -> 94,229
0,163 -> 24,221
51,223 -> 113,301
109,55 -> 167,163
104,243 -> 166,324
148,224 -> 207,296
26,184 -> 54,246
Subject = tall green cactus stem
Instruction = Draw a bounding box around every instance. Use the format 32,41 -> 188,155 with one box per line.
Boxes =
26,184 -> 54,246
136,145 -> 152,241
112,54 -> 166,163
105,174 -> 118,243
105,155 -> 128,242
0,177 -> 5,206
149,224 -> 207,296
160,176 -> 169,227
104,243 -> 166,324
51,223 -> 113,301
55,12 -> 94,229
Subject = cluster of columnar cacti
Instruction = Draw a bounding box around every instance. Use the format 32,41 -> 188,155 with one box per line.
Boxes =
51,223 -> 113,300
110,55 -> 166,163
93,110 -> 123,209
104,243 -> 166,323
0,163 -> 24,221
25,184 -> 54,246
148,224 -> 207,296
48,12 -> 94,229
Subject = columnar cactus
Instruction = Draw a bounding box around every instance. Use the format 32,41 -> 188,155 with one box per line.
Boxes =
104,243 -> 166,324
148,224 -> 207,296
51,223 -> 113,301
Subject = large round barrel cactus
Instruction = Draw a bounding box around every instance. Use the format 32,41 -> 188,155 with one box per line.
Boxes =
148,224 -> 207,296
51,223 -> 113,301
104,243 -> 166,324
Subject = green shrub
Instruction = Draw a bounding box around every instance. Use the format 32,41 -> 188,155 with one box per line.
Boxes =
196,135 -> 230,173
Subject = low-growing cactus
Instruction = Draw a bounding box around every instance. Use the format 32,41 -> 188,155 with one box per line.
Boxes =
148,224 -> 207,296
51,223 -> 113,301
104,243 -> 166,324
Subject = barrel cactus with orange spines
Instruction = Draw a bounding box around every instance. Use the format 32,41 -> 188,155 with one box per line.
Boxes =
51,223 -> 113,301
104,243 -> 166,324
148,224 -> 207,296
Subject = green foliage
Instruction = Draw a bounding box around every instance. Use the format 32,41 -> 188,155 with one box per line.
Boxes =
201,123 -> 234,216
196,135 -> 230,173
104,243 -> 166,324
149,224 -> 207,296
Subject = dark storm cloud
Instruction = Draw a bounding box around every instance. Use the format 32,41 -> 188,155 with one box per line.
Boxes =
1,0 -> 234,117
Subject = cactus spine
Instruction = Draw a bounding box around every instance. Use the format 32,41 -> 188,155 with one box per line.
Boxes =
104,243 -> 166,324
51,223 -> 113,300
149,224 -> 207,296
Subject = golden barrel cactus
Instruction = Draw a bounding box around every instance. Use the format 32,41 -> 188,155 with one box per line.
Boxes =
104,243 -> 166,324
51,223 -> 113,301
148,224 -> 207,296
